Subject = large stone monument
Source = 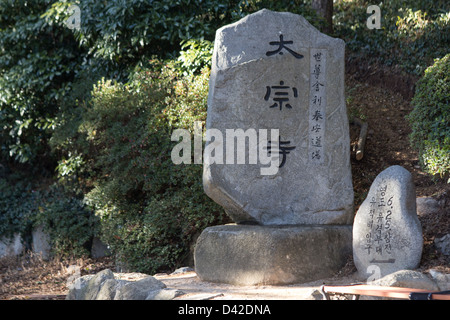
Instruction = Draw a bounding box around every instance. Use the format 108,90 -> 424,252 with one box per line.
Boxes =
195,9 -> 354,285
353,165 -> 423,279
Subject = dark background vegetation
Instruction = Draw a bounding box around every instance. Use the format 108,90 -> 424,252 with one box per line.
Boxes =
0,0 -> 448,275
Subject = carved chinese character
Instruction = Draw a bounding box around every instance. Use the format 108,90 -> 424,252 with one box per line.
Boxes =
311,136 -> 322,148
311,80 -> 324,92
264,81 -> 298,110
311,149 -> 321,160
266,136 -> 296,168
311,124 -> 322,133
311,110 -> 323,121
266,34 -> 304,59
312,64 -> 321,79
313,52 -> 322,62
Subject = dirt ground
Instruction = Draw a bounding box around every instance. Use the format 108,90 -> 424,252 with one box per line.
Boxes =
0,64 -> 448,300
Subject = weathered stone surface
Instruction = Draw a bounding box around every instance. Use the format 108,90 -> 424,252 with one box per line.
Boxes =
416,196 -> 441,215
203,9 -> 353,225
96,279 -> 127,300
114,276 -> 166,300
145,288 -> 185,300
435,234 -> 450,256
429,269 -> 450,291
66,269 -> 114,300
360,270 -> 440,300
66,269 -> 182,300
353,165 -> 423,279
194,224 -> 352,285
171,267 -> 194,275
368,270 -> 439,291
32,225 -> 51,260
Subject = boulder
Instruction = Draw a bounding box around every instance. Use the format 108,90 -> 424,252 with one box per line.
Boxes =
0,233 -> 23,258
428,269 -> 450,291
32,225 -> 51,260
194,224 -> 352,285
434,234 -> 450,256
114,276 -> 166,300
368,269 -> 439,291
353,165 -> 423,279
360,269 -> 441,300
203,9 -> 353,225
66,269 -> 183,300
416,197 -> 441,216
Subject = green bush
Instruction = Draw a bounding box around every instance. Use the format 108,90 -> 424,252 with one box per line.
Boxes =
0,173 -> 97,258
34,185 -> 98,258
334,0 -> 450,75
0,177 -> 38,241
80,60 -> 226,273
0,0 -> 83,164
407,54 -> 450,181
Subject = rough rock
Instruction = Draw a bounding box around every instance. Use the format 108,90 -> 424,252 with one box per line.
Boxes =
96,279 -> 128,300
171,267 -> 194,275
0,233 -> 23,258
66,269 -> 114,300
66,269 -> 183,300
368,269 -> 439,291
434,234 -> 450,256
357,270 -> 440,300
31,225 -> 51,260
416,196 -> 441,215
353,165 -> 423,279
194,224 -> 352,285
428,269 -> 450,291
114,276 -> 166,300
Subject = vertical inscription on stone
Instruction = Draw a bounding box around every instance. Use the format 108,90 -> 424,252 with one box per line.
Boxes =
353,165 -> 423,278
365,184 -> 395,263
309,49 -> 327,164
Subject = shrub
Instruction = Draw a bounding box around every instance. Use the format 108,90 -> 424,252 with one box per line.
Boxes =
81,60 -> 226,273
0,0 -> 83,164
407,54 -> 450,181
334,0 -> 450,75
0,177 -> 38,241
0,173 -> 97,258
34,185 -> 99,259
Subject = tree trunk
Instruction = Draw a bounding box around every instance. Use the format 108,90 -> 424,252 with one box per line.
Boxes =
312,0 -> 333,34
351,117 -> 368,161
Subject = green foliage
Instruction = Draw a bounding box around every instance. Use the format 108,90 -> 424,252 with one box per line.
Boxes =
0,176 -> 38,241
0,173 -> 96,258
176,39 -> 214,76
81,62 -> 226,273
0,0 -> 83,164
407,54 -> 450,181
0,0 -> 320,166
334,0 -> 450,75
3,0 -> 448,270
35,185 -> 98,258
43,0 -> 241,75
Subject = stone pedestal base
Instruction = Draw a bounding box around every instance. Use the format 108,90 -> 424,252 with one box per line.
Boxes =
194,224 -> 352,285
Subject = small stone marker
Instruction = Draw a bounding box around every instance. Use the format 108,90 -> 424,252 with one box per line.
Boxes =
353,165 -> 423,279
203,9 -> 353,225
